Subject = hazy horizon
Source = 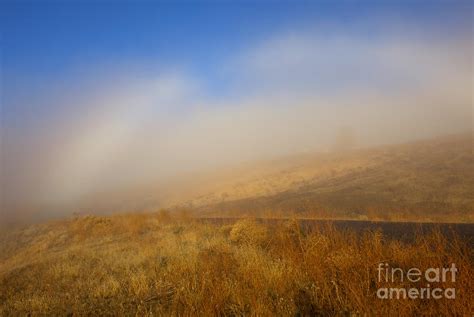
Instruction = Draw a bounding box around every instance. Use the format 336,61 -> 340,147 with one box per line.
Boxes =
1,2 -> 472,223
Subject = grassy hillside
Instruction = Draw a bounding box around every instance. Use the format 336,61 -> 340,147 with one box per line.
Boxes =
1,134 -> 472,314
1,214 -> 472,315
182,134 -> 473,222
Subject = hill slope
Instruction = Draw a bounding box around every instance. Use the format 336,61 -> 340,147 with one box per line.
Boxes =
177,134 -> 473,222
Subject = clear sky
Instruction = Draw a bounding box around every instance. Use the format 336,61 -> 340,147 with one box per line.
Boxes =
2,2 -> 471,114
0,1 -> 472,220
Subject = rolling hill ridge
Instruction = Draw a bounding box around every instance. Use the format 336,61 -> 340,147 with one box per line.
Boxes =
177,134 -> 473,222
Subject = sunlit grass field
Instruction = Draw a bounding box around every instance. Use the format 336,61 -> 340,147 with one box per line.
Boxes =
192,134 -> 474,223
1,213 -> 472,316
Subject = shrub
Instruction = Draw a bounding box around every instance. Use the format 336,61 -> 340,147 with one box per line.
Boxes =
229,218 -> 268,246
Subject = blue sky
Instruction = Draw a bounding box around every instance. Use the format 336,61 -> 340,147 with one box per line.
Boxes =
1,1 -> 471,131
2,1 -> 471,103
0,1 -> 472,217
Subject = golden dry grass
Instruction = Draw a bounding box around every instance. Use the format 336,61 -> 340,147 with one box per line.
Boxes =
186,134 -> 474,223
0,213 -> 472,316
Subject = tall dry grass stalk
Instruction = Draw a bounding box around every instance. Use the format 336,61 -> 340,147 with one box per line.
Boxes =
0,214 -> 472,316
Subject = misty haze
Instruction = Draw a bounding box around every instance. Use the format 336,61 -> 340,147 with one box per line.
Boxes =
0,1 -> 473,316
